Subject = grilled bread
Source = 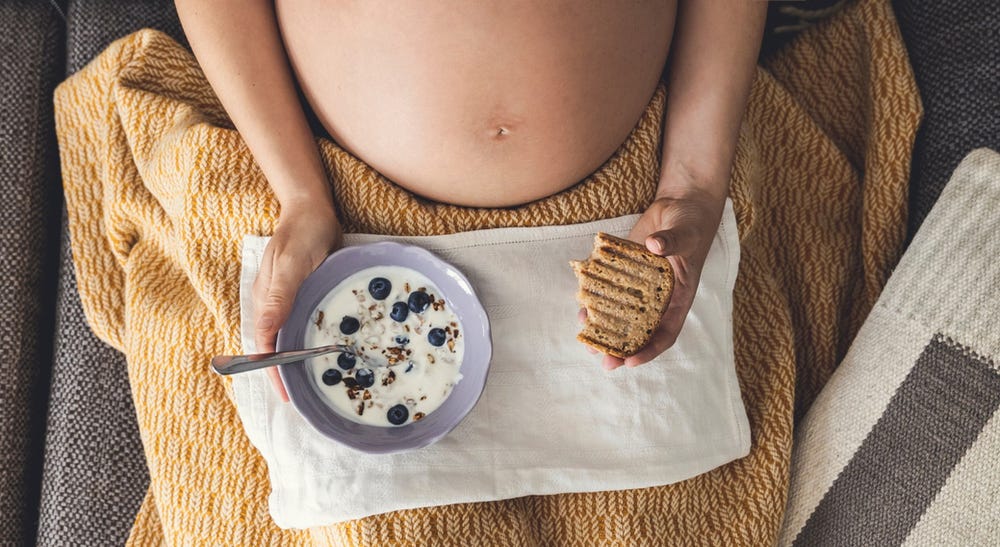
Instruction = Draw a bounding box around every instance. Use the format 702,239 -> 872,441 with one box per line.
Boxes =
570,232 -> 674,357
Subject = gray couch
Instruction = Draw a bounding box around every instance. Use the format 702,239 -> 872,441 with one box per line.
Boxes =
1,0 -> 996,545
2,2 -> 184,545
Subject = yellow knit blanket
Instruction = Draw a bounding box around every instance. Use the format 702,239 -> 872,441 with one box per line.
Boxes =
55,0 -> 920,544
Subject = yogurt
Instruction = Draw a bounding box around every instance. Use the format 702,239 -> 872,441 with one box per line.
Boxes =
304,266 -> 464,426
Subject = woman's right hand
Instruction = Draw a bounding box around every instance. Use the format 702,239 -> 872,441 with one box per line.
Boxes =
252,202 -> 342,402
177,0 -> 345,401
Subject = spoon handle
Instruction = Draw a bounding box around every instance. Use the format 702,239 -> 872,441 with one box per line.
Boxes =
210,344 -> 354,375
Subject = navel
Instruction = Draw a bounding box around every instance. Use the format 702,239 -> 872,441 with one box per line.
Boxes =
485,111 -> 521,141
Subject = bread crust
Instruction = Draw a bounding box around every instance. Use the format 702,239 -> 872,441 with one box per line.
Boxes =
571,232 -> 675,357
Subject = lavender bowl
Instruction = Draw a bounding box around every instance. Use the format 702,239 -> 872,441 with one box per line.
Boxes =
276,242 -> 491,454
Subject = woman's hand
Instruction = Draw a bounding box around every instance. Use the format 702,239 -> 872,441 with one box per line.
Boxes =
587,179 -> 726,371
588,0 -> 762,371
252,202 -> 342,401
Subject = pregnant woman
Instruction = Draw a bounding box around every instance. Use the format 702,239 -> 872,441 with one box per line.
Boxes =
175,0 -> 767,400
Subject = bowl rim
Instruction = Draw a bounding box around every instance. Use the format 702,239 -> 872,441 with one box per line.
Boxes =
276,241 -> 492,454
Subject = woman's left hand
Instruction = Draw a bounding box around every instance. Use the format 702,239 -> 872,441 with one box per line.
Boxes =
584,185 -> 726,370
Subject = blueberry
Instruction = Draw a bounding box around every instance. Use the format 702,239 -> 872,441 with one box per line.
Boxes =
339,316 -> 360,335
390,301 -> 409,322
394,335 -> 409,346
428,328 -> 446,347
407,291 -> 431,313
337,352 -> 356,370
368,277 -> 392,300
321,369 -> 342,386
355,368 -> 375,389
387,404 -> 409,425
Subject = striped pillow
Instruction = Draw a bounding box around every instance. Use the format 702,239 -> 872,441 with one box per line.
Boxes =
779,149 -> 1000,546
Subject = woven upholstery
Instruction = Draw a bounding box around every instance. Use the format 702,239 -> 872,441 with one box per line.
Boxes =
0,2 -> 64,546
35,228 -> 150,547
894,0 -> 1000,236
64,0 -> 187,73
35,2 -> 184,545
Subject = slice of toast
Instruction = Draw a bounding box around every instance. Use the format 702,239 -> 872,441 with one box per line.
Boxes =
570,232 -> 674,358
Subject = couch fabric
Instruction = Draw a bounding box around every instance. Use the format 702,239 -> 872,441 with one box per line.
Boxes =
34,2 -> 186,546
0,2 -> 64,545
893,0 -> 1000,237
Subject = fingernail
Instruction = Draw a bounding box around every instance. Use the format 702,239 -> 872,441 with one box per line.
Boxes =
647,237 -> 664,254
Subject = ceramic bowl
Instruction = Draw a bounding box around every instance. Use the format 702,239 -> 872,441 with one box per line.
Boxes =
276,242 -> 491,454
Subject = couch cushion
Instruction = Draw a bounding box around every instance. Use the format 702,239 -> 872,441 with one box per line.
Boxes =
65,0 -> 187,73
0,2 -> 65,545
894,0 -> 1000,237
36,2 -> 184,545
36,227 -> 151,547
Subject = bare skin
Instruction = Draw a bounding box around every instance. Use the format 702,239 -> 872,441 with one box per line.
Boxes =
275,0 -> 675,207
176,0 -> 766,399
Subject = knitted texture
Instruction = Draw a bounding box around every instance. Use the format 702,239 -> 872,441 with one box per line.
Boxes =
53,0 -> 920,544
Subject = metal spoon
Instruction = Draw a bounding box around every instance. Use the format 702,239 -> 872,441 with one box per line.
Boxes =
210,344 -> 362,375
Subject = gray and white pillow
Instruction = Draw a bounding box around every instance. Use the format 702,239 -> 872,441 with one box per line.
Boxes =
780,148 -> 1000,546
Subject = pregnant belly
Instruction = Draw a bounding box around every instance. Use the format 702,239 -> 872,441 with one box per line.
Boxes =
275,0 -> 675,207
